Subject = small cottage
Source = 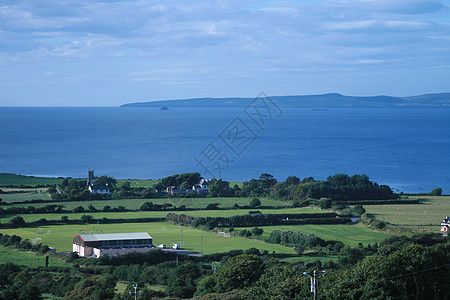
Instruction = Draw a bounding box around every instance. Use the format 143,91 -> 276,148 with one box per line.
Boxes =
441,216 -> 450,233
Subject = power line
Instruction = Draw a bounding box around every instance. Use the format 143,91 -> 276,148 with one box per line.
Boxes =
319,261 -> 450,290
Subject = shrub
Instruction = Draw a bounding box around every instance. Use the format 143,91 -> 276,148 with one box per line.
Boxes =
140,202 -> 154,211
293,198 -> 310,207
73,206 -> 85,213
205,203 -> 220,210
9,216 -> 26,227
319,198 -> 332,209
249,198 -> 262,208
250,227 -> 264,236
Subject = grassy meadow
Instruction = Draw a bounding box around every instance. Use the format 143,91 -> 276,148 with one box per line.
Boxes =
364,196 -> 449,232
0,191 -> 51,203
0,173 -> 63,187
116,179 -> 156,188
239,224 -> 392,247
5,196 -> 287,210
0,222 -> 297,255
0,207 -> 322,223
0,246 -> 71,267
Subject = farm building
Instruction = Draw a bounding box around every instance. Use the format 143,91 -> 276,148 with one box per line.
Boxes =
441,216 -> 450,233
72,232 -> 153,257
86,170 -> 111,194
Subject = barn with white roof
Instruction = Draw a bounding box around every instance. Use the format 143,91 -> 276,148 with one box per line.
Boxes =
72,232 -> 153,258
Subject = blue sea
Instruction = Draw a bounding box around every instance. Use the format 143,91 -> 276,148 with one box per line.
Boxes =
0,106 -> 449,193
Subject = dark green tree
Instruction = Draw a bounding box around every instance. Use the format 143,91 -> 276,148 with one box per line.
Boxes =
195,275 -> 217,297
208,179 -> 232,197
94,176 -> 117,188
249,264 -> 310,299
9,216 -> 26,227
80,215 -> 93,223
215,254 -> 264,292
140,202 -> 154,211
249,197 -> 261,208
431,187 -> 443,196
285,176 -> 300,185
338,245 -> 365,266
88,204 -> 97,212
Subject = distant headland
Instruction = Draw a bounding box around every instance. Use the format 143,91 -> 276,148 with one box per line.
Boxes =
121,92 -> 450,108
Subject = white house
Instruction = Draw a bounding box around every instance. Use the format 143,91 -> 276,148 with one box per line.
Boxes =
86,170 -> 111,194
192,179 -> 210,194
441,216 -> 450,233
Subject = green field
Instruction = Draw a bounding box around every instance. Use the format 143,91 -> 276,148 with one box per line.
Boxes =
0,207 -> 322,223
5,196 -> 287,209
0,246 -> 71,267
0,191 -> 51,203
240,224 -> 392,247
0,173 -> 64,187
116,179 -> 156,188
1,188 -> 49,192
364,196 -> 449,232
0,222 -> 297,255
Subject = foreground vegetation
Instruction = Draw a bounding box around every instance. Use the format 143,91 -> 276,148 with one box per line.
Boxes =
0,234 -> 447,299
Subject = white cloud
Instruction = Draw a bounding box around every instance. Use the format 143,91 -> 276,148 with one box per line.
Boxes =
0,0 -> 449,105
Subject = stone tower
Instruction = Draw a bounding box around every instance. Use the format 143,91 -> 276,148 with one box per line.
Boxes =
87,170 -> 95,187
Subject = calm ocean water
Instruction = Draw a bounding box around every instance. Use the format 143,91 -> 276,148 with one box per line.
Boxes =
0,106 -> 449,193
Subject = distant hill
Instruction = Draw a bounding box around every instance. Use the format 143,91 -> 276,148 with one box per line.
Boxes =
120,92 -> 450,108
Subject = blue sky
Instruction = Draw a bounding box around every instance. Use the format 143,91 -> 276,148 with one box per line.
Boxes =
1,0 -> 450,106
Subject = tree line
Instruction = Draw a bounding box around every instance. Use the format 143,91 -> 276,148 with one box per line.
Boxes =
166,212 -> 351,230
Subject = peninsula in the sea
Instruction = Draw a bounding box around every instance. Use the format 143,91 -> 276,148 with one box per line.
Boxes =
121,92 -> 450,108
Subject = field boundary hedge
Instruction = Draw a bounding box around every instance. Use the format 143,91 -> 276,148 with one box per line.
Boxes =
166,212 -> 351,228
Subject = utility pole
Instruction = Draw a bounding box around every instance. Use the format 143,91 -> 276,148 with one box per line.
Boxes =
180,228 -> 183,246
129,283 -> 141,300
303,270 -> 326,300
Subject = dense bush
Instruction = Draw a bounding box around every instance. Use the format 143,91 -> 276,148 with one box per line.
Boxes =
294,174 -> 397,201
267,230 -> 325,249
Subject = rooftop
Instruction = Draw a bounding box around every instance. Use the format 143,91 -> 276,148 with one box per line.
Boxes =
75,232 -> 152,242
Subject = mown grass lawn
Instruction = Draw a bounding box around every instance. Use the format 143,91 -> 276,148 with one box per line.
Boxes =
239,224 -> 392,247
364,196 -> 450,231
0,246 -> 71,267
0,222 -> 297,255
0,207 -> 323,223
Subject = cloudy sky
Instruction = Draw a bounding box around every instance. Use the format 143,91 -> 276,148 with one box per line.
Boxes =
1,0 -> 450,106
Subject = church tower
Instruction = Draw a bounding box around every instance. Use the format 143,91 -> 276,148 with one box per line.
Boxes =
87,170 -> 95,187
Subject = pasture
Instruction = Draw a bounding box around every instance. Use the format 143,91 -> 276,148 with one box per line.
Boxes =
0,246 -> 71,267
116,179 -> 156,188
239,224 -> 392,247
0,173 -> 63,187
364,196 -> 450,231
5,196 -> 287,209
0,207 -> 323,223
0,191 -> 50,203
0,222 -> 297,255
